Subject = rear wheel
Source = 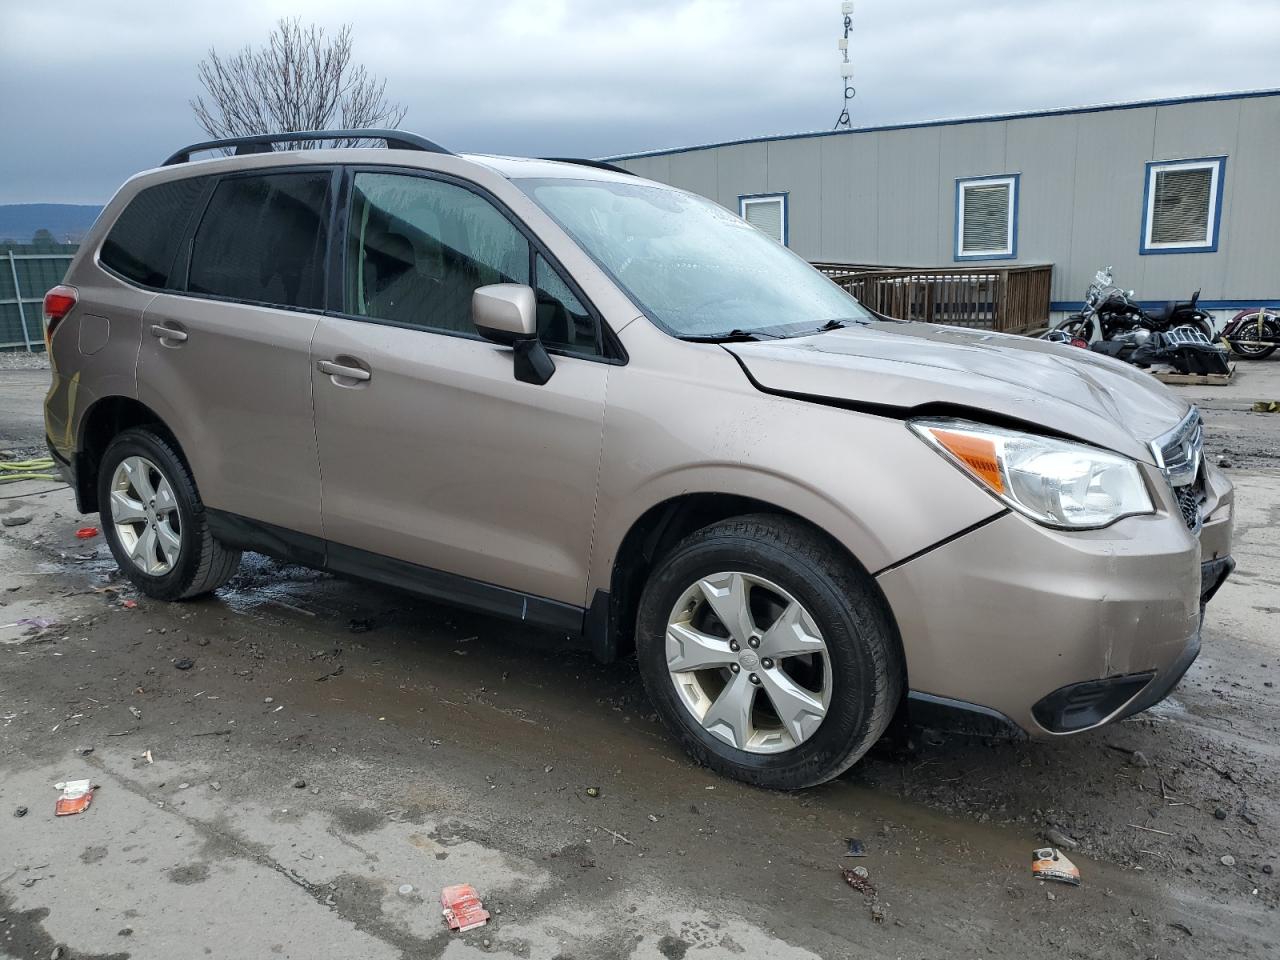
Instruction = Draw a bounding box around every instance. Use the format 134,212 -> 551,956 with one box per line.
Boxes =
635,515 -> 903,789
98,428 -> 241,600
1226,313 -> 1278,359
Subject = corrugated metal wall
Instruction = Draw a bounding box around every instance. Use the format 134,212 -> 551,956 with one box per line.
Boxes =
613,93 -> 1280,309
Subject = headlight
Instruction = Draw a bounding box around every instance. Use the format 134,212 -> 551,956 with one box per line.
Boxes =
910,418 -> 1154,529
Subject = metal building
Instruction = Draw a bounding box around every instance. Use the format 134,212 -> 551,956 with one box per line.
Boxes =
609,89 -> 1280,324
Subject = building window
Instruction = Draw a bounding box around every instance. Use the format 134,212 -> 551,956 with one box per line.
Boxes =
955,175 -> 1018,261
739,194 -> 787,245
1141,157 -> 1225,255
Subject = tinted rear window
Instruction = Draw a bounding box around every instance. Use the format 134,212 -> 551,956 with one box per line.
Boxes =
188,172 -> 331,310
100,176 -> 211,288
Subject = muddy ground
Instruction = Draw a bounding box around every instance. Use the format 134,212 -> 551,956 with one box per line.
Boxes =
1,358 -> 1278,959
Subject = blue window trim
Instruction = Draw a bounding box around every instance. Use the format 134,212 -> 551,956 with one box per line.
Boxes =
954,174 -> 1019,262
738,192 -> 789,247
1139,156 -> 1226,255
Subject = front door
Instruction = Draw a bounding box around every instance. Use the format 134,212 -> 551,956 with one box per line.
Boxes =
137,169 -> 333,537
310,170 -> 609,608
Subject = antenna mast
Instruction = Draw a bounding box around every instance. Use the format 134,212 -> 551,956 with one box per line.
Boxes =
834,2 -> 855,129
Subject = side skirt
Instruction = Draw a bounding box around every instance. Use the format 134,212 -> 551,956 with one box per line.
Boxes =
206,509 -> 587,638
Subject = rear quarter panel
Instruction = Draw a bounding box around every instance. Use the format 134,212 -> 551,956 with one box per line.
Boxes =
46,261 -> 151,459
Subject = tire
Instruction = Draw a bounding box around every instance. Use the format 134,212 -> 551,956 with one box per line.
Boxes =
1226,314 -> 1278,359
97,427 -> 241,601
635,514 -> 903,789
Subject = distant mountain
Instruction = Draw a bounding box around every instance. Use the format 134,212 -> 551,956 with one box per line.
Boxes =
0,204 -> 104,244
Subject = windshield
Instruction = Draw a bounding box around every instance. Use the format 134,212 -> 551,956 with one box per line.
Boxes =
516,177 -> 874,338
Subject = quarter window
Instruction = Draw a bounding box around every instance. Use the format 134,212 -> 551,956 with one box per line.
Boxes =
535,255 -> 599,355
1141,158 -> 1224,254
955,175 -> 1018,260
739,194 -> 787,245
100,176 -> 212,288
345,172 -> 529,333
188,172 -> 331,310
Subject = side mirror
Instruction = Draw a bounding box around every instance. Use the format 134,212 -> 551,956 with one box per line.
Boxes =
472,284 -> 555,385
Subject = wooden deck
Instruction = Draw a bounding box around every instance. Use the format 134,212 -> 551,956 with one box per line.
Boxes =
811,261 -> 1053,333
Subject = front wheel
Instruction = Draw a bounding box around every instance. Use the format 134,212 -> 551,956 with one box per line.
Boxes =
635,515 -> 903,789
98,427 -> 241,601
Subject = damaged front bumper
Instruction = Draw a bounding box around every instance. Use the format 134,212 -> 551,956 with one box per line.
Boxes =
878,462 -> 1234,739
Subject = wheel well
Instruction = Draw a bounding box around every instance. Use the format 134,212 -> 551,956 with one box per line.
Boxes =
75,397 -> 184,512
595,493 -> 885,662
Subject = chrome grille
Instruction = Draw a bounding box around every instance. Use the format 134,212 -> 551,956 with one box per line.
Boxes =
1151,408 -> 1203,488
1151,408 -> 1205,530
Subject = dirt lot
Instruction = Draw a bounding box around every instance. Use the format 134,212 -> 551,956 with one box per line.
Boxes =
1,357 -> 1278,959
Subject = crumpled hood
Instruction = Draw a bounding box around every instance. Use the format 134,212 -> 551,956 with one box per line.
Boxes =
726,321 -> 1192,462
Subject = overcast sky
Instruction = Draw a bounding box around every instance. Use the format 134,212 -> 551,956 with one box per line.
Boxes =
2,0 -> 1277,204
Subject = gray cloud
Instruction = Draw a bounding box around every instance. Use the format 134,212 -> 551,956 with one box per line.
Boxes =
2,0 -> 1277,202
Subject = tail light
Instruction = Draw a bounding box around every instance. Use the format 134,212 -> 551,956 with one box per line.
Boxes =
1069,336 -> 1089,349
42,285 -> 78,351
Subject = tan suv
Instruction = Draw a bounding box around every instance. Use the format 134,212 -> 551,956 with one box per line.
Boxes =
42,130 -> 1234,788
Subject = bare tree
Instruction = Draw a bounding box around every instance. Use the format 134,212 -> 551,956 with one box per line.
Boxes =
192,18 -> 406,148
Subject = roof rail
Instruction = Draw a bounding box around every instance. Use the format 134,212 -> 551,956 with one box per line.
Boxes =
540,157 -> 635,176
163,129 -> 453,166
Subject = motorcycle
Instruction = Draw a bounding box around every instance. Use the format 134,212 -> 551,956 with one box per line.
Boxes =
1045,267 -> 1229,375
1221,306 -> 1279,360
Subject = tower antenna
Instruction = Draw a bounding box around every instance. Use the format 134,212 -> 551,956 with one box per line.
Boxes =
834,2 -> 855,129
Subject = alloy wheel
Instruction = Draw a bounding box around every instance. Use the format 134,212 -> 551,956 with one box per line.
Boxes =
109,455 -> 182,576
665,571 -> 832,753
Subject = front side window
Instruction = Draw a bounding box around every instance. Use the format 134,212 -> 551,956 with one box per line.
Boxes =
955,175 -> 1018,260
345,172 -> 529,333
1141,158 -> 1224,254
518,178 -> 871,339
188,172 -> 330,309
100,176 -> 212,288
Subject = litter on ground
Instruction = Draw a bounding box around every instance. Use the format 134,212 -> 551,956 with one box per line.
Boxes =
54,778 -> 94,816
441,883 -> 490,932
840,865 -> 876,896
1032,848 -> 1081,886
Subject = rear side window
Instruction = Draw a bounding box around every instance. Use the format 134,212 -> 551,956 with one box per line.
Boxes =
100,176 -> 211,288
188,172 -> 331,310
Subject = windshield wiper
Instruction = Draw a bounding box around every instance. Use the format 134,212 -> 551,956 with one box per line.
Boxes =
678,329 -> 783,343
813,317 -> 870,333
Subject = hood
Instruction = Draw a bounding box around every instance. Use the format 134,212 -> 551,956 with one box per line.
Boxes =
726,321 -> 1191,462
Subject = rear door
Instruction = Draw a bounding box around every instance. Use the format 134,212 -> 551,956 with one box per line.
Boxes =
137,168 -> 334,538
309,168 -> 610,608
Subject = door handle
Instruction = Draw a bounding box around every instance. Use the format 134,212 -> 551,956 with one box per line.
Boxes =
150,323 -> 188,343
317,359 -> 372,382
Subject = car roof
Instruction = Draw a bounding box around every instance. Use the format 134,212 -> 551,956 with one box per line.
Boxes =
141,147 -> 639,185
459,153 -> 637,183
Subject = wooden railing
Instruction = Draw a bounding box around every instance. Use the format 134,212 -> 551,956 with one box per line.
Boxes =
811,261 -> 1053,333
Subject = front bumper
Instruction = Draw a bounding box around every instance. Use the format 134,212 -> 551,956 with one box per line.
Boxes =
878,462 -> 1233,738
